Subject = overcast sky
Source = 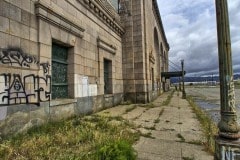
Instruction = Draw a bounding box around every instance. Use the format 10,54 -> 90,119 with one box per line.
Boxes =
157,0 -> 240,77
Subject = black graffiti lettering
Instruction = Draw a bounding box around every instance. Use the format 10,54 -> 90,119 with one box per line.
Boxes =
0,73 -> 51,106
40,62 -> 50,74
0,47 -> 39,68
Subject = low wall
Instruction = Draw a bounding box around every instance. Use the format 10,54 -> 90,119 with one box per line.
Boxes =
0,93 -> 123,137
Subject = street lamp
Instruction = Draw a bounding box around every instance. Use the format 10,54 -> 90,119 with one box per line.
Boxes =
215,0 -> 239,140
181,60 -> 186,99
215,0 -> 240,159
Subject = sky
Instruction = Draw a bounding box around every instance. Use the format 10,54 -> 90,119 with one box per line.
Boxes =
157,0 -> 240,77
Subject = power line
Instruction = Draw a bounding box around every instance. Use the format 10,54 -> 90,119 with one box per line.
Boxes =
169,63 -> 180,71
169,60 -> 181,69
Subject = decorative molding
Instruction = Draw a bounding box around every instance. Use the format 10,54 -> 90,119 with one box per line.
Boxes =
35,1 -> 85,38
78,0 -> 124,36
149,50 -> 155,64
97,37 -> 116,55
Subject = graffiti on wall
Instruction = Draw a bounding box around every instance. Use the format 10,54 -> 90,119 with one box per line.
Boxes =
221,146 -> 240,160
0,48 -> 39,67
0,47 -> 51,106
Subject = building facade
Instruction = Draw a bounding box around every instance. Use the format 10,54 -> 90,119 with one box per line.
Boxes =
120,0 -> 170,103
0,0 -> 169,135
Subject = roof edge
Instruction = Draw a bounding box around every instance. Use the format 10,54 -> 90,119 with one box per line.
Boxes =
152,0 -> 170,51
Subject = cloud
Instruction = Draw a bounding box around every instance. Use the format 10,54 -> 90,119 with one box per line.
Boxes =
157,0 -> 240,76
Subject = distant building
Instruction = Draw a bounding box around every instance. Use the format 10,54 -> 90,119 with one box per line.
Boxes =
0,0 -> 169,135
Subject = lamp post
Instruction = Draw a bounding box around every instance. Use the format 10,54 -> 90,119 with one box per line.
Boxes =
215,0 -> 239,140
181,60 -> 186,99
214,0 -> 240,159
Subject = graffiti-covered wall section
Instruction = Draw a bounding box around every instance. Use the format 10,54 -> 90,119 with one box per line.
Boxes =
0,47 -> 51,106
0,47 -> 53,136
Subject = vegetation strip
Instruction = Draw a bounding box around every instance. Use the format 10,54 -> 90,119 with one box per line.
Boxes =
0,115 -> 139,159
162,90 -> 175,106
187,96 -> 218,154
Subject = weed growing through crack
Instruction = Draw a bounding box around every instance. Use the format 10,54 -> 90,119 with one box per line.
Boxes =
153,108 -> 164,129
162,90 -> 175,106
141,132 -> 155,139
140,103 -> 156,109
154,119 -> 160,123
182,157 -> 195,160
125,105 -> 137,113
144,126 -> 156,130
186,140 -> 203,146
176,133 -> 185,142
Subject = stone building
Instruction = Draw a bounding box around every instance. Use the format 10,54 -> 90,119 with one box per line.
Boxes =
0,0 -> 169,135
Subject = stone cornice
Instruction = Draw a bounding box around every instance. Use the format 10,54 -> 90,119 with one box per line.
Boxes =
152,0 -> 170,51
35,1 -> 85,38
97,37 -> 116,54
78,0 -> 124,36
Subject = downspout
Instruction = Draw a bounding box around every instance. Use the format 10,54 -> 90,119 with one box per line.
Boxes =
143,0 -> 149,103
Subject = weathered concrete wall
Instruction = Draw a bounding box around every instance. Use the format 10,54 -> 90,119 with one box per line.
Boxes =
0,93 -> 123,136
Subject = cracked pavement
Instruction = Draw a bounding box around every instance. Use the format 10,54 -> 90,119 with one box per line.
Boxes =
98,91 -> 213,160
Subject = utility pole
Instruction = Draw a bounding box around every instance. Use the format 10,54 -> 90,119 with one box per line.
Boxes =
215,0 -> 240,159
181,60 -> 186,99
178,77 -> 181,91
212,73 -> 214,86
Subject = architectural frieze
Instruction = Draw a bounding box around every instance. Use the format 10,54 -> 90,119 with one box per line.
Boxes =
78,0 -> 124,36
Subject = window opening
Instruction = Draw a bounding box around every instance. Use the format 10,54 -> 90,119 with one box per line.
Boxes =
52,43 -> 68,99
104,59 -> 112,94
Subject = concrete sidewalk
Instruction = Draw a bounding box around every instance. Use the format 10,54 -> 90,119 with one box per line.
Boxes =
98,91 -> 213,160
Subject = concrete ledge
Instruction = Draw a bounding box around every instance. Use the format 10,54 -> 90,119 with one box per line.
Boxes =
50,99 -> 77,107
0,93 -> 124,137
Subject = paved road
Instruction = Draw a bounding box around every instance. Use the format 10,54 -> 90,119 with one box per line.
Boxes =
186,86 -> 240,124
98,91 -> 213,160
186,86 -> 240,106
